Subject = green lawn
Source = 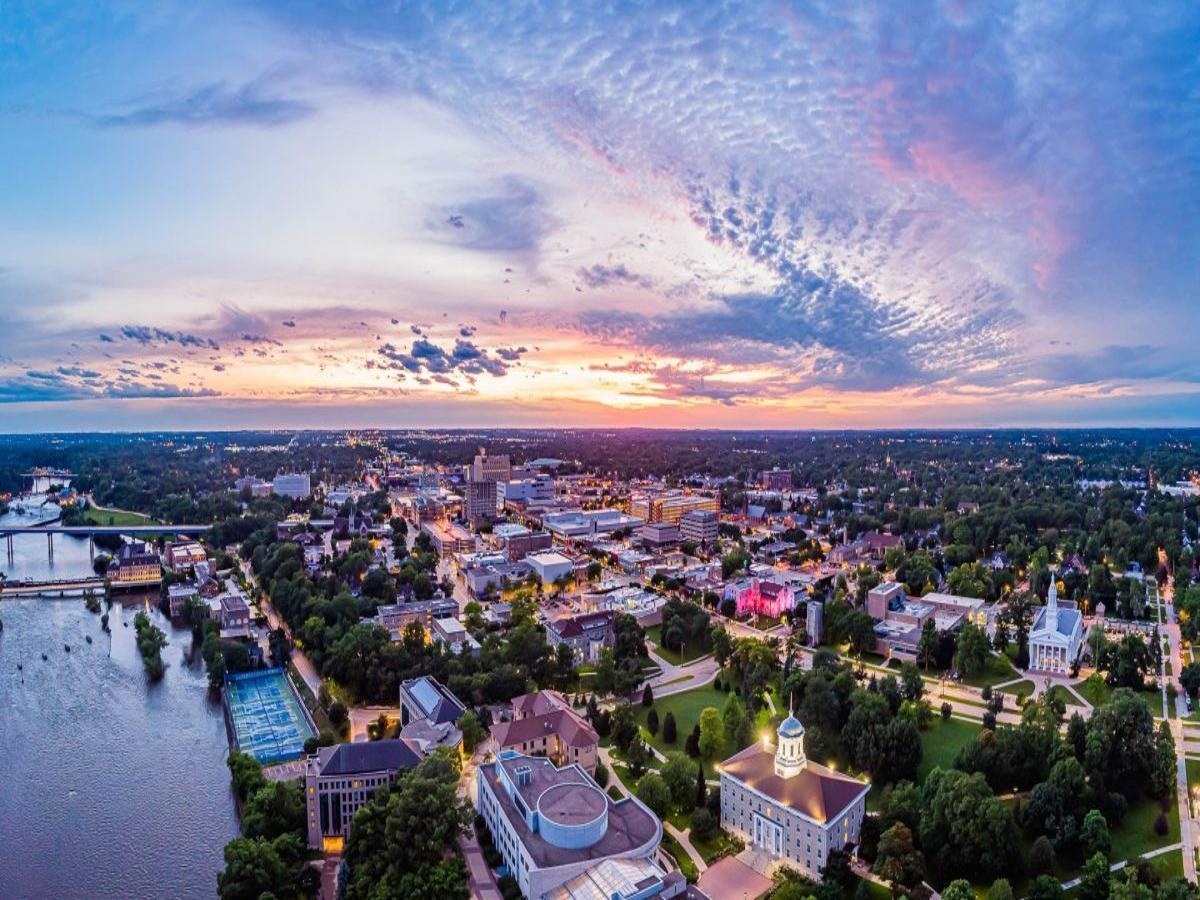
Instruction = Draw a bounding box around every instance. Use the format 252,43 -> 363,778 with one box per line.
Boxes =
691,827 -> 744,865
917,716 -> 981,782
852,876 -> 893,900
660,832 -> 699,882
1047,684 -> 1083,708
635,681 -> 770,776
1074,676 -> 1162,710
1186,758 -> 1200,793
644,624 -> 708,666
961,653 -> 1020,689
998,679 -> 1037,703
1107,795 -> 1180,863
77,505 -> 159,526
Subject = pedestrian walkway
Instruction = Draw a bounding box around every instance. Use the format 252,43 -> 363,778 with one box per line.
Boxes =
1059,843 -> 1182,889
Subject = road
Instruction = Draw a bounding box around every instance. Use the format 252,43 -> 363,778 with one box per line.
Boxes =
1159,577 -> 1197,882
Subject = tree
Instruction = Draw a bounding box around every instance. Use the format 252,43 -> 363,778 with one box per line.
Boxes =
900,663 -> 924,702
685,724 -> 701,758
917,619 -> 939,671
953,623 -> 990,678
722,694 -> 745,750
594,761 -> 609,788
342,750 -> 470,899
661,753 -> 696,810
611,704 -> 639,753
690,807 -> 718,842
458,710 -> 485,753
695,761 -> 707,809
842,691 -> 921,783
698,708 -> 724,759
919,768 -> 1018,882
646,708 -> 659,736
1080,809 -> 1111,861
1180,662 -> 1200,701
941,881 -> 975,900
328,700 -> 348,729
1084,689 -> 1157,787
987,879 -> 1015,900
217,834 -> 304,900
662,711 -> 678,744
635,772 -> 671,819
241,781 -> 306,841
1153,721 -> 1177,799
1029,835 -> 1055,875
1027,874 -> 1064,900
626,736 -> 650,778
642,684 -> 654,707
1079,851 -> 1112,900
873,822 -> 924,887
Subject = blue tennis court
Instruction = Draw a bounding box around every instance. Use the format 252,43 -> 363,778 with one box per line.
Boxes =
224,668 -> 316,764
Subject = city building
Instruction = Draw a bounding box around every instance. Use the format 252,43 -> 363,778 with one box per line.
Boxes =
476,750 -> 664,900
1028,582 -> 1083,674
167,582 -> 199,617
760,468 -> 793,491
421,520 -> 475,557
734,578 -> 796,618
164,540 -> 207,573
494,524 -> 555,561
805,600 -> 823,647
466,478 -> 499,527
272,472 -> 311,499
545,858 -> 685,900
526,550 -> 575,585
489,691 -> 599,774
471,449 -> 512,483
630,491 -> 719,526
304,739 -> 423,851
719,713 -> 869,878
431,616 -> 481,654
398,676 -> 466,755
638,521 -> 680,551
542,508 -> 645,541
107,540 -> 161,585
679,509 -> 719,546
375,598 -> 460,638
217,593 -> 252,639
234,475 -> 273,497
544,610 -> 616,663
499,475 -> 555,507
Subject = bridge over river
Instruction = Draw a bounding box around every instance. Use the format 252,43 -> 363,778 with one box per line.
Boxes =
0,523 -> 210,561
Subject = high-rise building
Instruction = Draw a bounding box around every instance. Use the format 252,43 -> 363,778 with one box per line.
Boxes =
465,479 -> 498,527
470,449 -> 511,483
679,509 -> 719,545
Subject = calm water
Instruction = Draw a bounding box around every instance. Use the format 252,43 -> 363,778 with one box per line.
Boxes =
1,503 -> 96,582
0,598 -> 239,900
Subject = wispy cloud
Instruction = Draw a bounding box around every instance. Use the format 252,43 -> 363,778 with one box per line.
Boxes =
96,79 -> 315,128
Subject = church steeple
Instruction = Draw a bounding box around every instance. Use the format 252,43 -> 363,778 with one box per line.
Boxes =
774,701 -> 807,780
1045,580 -> 1059,632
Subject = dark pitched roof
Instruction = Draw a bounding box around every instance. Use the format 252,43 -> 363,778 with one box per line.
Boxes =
317,739 -> 421,776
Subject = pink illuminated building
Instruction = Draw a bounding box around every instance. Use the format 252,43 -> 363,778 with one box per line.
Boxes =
735,579 -> 796,618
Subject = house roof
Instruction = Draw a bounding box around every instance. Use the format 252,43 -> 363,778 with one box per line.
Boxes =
400,675 -> 466,726
546,610 -> 615,639
719,744 -> 868,825
491,707 -> 599,750
315,738 -> 422,776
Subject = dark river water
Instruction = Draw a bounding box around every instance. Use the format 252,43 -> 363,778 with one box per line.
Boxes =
0,597 -> 239,900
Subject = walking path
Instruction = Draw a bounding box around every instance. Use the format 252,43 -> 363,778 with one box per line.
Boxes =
459,748 -> 504,900
1059,843 -> 1183,889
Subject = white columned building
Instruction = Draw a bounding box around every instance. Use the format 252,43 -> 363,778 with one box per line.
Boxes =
1027,582 -> 1083,675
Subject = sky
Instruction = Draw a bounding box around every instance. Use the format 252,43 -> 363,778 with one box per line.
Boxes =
1,0 -> 1198,432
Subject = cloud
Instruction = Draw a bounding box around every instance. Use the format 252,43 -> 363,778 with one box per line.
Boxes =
428,176 -> 557,254
120,325 -> 220,350
0,370 -> 217,403
374,334 -> 524,382
577,264 -> 654,290
96,79 -> 315,128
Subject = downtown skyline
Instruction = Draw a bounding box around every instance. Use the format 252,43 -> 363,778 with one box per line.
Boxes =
2,1 -> 1199,432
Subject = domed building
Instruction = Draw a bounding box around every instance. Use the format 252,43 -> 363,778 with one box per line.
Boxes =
476,749 -> 682,899
718,711 -> 869,877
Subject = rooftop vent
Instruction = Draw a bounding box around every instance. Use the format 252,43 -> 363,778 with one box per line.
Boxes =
515,765 -> 532,786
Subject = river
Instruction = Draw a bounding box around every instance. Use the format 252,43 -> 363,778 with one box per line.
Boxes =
0,597 -> 240,899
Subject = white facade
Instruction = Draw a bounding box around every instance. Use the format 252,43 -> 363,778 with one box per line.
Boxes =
1028,582 -> 1083,675
272,472 -> 311,499
527,551 -> 573,584
718,716 -> 869,879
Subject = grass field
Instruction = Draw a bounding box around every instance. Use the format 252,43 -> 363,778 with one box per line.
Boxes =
77,505 -> 159,526
917,716 -> 981,781
660,832 -> 699,882
1074,676 -> 1162,710
1108,795 -> 1179,864
636,681 -> 777,776
998,679 -> 1037,702
1047,684 -> 1084,707
644,624 -> 708,666
961,653 -> 1020,689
